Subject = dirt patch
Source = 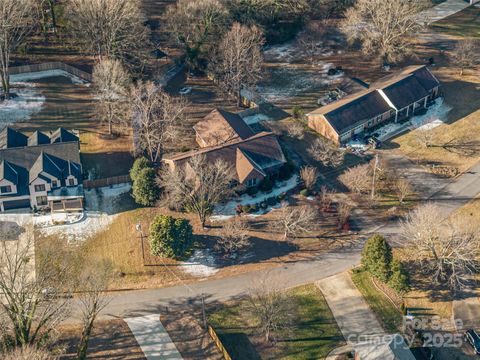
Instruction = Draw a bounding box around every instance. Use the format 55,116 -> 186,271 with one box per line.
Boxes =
58,319 -> 146,360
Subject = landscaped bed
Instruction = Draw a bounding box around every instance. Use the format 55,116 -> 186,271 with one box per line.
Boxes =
351,269 -> 403,333
207,284 -> 344,360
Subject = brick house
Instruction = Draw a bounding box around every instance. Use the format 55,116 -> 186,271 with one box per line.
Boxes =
163,109 -> 286,188
307,65 -> 441,145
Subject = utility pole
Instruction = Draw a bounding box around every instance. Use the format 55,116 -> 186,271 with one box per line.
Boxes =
136,223 -> 146,264
371,154 -> 379,200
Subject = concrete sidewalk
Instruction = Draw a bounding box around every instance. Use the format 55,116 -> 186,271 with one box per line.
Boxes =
125,314 -> 183,360
417,0 -> 476,24
316,273 -> 385,344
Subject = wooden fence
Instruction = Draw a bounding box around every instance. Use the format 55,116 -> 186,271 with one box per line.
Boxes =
83,175 -> 130,189
208,325 -> 233,360
9,62 -> 92,82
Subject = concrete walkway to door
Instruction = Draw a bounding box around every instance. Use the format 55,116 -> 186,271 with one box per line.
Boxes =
316,272 -> 386,345
416,0 -> 478,24
125,314 -> 183,360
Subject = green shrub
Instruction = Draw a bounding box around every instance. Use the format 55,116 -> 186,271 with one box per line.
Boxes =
260,202 -> 268,209
243,205 -> 251,213
130,157 -> 151,181
247,186 -> 259,196
249,204 -> 258,213
292,105 -> 304,119
361,234 -> 392,283
149,215 -> 194,259
278,192 -> 286,201
389,260 -> 410,294
132,168 -> 160,206
300,189 -> 309,197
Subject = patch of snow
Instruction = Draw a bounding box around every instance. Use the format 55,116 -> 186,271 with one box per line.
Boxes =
181,249 -> 218,277
84,183 -> 131,213
242,113 -> 272,125
35,211 -> 115,244
409,98 -> 452,130
374,98 -> 452,142
257,63 -> 344,103
0,83 -> 45,127
210,215 -> 235,222
264,43 -> 298,63
10,69 -> 88,85
214,175 -> 298,216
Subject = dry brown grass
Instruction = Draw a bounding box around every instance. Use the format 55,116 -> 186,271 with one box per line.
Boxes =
58,320 -> 145,360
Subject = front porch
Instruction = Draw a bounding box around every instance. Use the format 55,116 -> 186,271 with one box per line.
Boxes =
49,198 -> 83,212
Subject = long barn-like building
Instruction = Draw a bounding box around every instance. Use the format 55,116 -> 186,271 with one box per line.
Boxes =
307,65 -> 441,145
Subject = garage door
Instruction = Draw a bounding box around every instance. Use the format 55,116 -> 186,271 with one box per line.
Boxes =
2,199 -> 31,211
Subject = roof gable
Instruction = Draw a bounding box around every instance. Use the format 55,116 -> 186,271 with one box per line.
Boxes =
50,128 -> 79,144
28,131 -> 51,146
194,109 -> 255,147
0,127 -> 28,149
0,160 -> 18,184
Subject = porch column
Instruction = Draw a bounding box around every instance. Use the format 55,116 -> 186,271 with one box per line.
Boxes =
0,202 -> 4,212
395,111 -> 398,123
62,200 -> 66,212
50,201 -> 53,214
406,106 -> 410,117
424,96 -> 428,107
80,198 -> 83,209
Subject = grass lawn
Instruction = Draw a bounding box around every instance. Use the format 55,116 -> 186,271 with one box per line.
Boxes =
431,5 -> 480,38
208,284 -> 344,360
391,69 -> 480,174
351,269 -> 403,333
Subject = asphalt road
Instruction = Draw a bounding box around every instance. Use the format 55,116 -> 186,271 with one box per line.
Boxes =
72,159 -> 480,321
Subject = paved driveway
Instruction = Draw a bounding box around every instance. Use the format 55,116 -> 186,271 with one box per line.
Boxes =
125,314 -> 183,360
417,0 -> 476,24
316,273 -> 385,343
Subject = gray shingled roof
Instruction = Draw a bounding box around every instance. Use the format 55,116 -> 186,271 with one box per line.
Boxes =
0,128 -> 28,149
0,160 -> 18,184
28,131 -> 51,146
50,128 -> 79,144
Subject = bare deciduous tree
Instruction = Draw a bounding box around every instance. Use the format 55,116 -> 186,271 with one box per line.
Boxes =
451,39 -> 479,76
319,185 -> 335,211
245,274 -> 296,343
394,178 -> 411,205
166,0 -> 228,70
337,200 -> 353,228
402,203 -> 480,290
0,0 -> 38,98
0,235 -> 71,347
341,0 -> 428,63
131,81 -> 189,163
286,121 -> 305,139
297,22 -> 324,66
308,138 -> 345,167
215,219 -> 250,256
211,22 -> 264,106
412,117 -> 436,148
159,156 -> 235,227
274,203 -> 317,240
339,163 -> 372,194
93,59 -> 131,136
67,0 -> 150,66
300,166 -> 318,191
76,259 -> 113,360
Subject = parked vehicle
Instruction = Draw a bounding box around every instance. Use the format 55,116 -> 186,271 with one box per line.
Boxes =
464,329 -> 480,354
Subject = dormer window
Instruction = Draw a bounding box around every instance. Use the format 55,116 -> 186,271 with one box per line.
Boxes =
68,178 -> 75,186
52,180 -> 58,188
0,185 -> 12,194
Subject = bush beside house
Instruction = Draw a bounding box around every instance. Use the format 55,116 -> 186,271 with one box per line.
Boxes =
130,157 -> 160,206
